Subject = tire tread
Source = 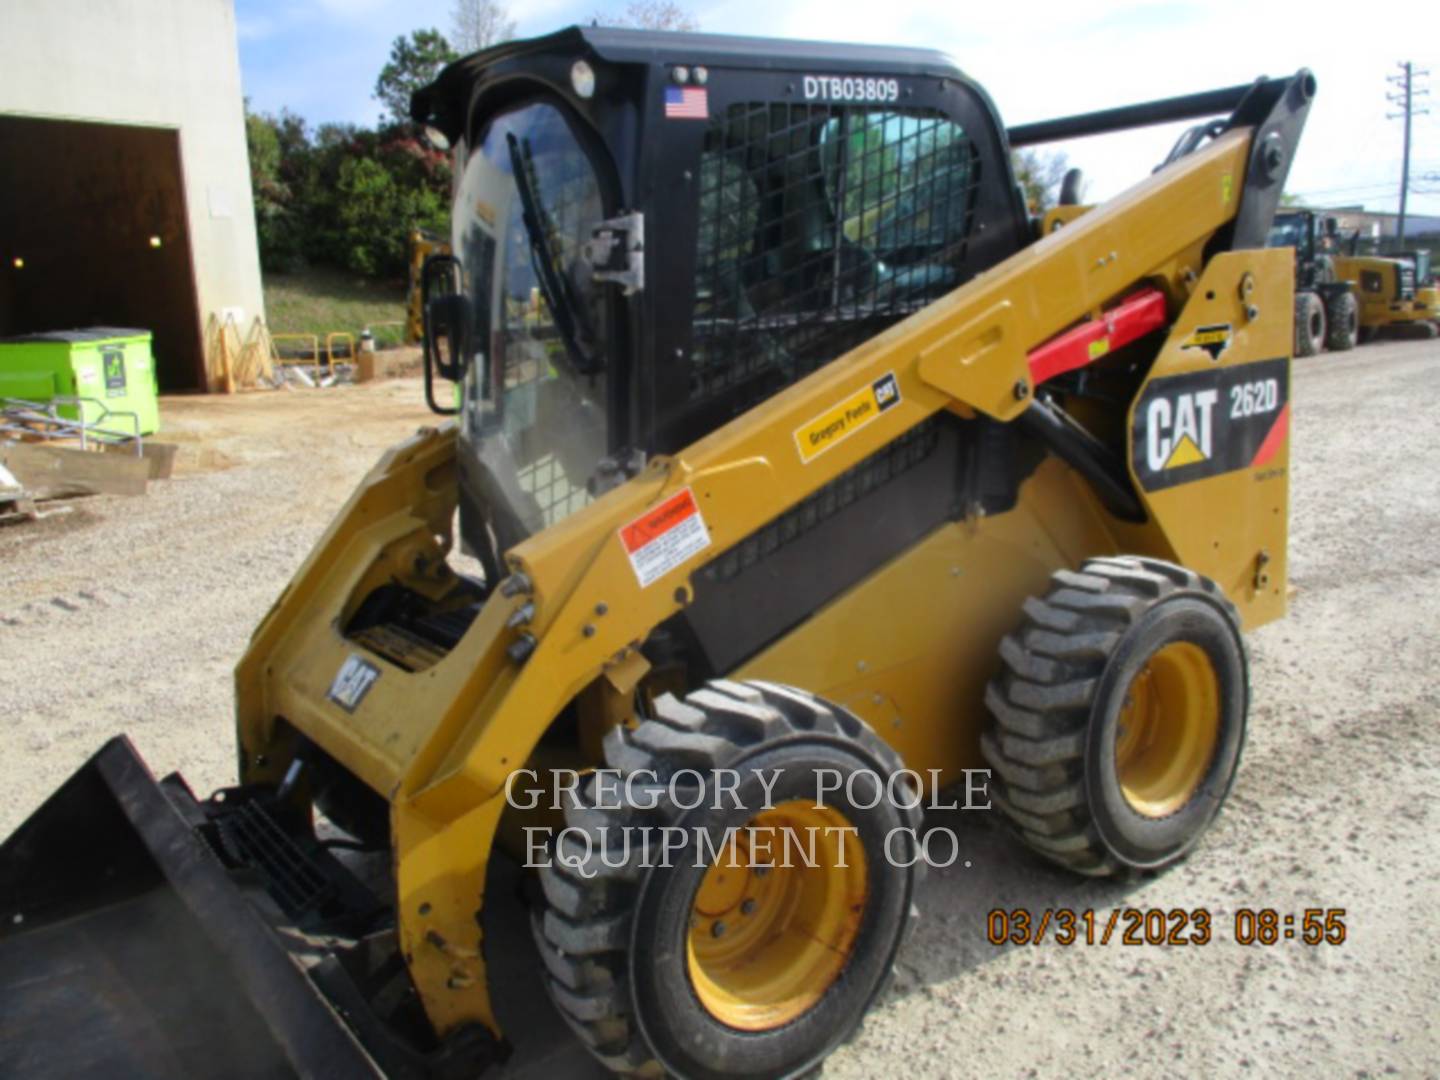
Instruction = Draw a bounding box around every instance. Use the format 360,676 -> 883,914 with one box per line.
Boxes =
981,556 -> 1242,877
532,680 -> 922,1076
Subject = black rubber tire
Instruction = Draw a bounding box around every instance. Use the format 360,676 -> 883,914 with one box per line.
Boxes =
1294,292 -> 1325,358
532,680 -> 924,1079
1324,290 -> 1359,352
981,556 -> 1248,877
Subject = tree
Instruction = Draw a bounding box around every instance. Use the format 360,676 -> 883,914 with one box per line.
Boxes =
374,29 -> 457,126
451,0 -> 515,53
593,0 -> 698,30
329,131 -> 451,277
245,99 -> 451,279
1012,149 -> 1073,214
245,105 -> 304,272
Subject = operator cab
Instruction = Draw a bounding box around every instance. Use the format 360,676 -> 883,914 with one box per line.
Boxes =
1266,210 -> 1316,261
412,26 -> 1031,574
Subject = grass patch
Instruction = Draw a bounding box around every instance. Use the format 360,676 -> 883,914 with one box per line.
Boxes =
263,264 -> 409,350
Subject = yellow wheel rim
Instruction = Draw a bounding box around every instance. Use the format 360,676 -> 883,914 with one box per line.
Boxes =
686,799 -> 867,1031
1114,642 -> 1221,818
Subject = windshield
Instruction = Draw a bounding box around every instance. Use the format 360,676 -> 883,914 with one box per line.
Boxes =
454,100 -> 610,543
1265,214 -> 1307,252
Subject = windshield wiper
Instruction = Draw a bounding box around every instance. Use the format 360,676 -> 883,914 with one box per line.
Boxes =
506,133 -> 601,373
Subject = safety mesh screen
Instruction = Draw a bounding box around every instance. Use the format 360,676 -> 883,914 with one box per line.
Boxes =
701,417 -> 942,584
691,103 -> 980,411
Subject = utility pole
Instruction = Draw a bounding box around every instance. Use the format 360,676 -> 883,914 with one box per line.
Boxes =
1386,62 -> 1429,247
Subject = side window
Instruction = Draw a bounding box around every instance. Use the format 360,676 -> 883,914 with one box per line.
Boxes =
822,112 -> 974,263
689,103 -> 980,416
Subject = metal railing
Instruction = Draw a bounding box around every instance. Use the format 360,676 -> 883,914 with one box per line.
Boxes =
271,332 -> 323,370
1,396 -> 144,456
324,332 -> 355,371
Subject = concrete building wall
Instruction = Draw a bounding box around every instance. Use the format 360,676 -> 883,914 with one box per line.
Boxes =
1,0 -> 263,389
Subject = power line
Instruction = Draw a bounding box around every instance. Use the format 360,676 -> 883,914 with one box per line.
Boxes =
1387,61 -> 1430,244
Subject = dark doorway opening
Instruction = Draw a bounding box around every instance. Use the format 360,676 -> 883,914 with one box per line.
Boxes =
0,115 -> 206,391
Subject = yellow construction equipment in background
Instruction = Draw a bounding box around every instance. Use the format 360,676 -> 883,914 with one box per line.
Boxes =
405,229 -> 452,344
1333,251 -> 1438,341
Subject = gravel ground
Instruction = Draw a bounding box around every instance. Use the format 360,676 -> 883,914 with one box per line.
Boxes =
0,377 -> 434,831
2,340 -> 1438,1077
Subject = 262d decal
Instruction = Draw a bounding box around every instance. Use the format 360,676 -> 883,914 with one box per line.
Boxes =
1132,358 -> 1289,492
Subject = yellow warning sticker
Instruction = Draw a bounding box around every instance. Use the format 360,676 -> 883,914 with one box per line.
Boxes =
794,372 -> 901,464
1181,323 -> 1232,361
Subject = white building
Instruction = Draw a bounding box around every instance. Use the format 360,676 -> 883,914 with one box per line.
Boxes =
0,0 -> 263,391
1324,206 -> 1440,244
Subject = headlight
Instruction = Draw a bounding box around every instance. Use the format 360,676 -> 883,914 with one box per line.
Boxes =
571,60 -> 596,99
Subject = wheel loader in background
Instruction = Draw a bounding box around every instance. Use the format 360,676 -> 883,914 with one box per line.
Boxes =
1318,229 -> 1436,343
0,27 -> 1312,1080
1265,208 -> 1358,356
1331,250 -> 1434,341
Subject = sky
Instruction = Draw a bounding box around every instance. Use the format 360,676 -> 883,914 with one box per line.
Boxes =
235,0 -> 1440,216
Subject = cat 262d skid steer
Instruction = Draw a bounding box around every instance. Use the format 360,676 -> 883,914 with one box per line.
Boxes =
0,27 -> 1311,1080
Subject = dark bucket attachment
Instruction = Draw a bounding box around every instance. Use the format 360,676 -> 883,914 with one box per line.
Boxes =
0,737 -> 381,1079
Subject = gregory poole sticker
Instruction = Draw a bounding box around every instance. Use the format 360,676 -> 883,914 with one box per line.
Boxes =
620,487 -> 711,588
793,372 -> 901,464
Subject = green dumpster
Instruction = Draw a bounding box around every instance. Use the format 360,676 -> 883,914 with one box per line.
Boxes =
0,327 -> 160,436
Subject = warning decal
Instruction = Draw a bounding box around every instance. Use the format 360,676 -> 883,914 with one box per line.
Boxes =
102,348 -> 128,398
1180,323 -> 1232,361
793,372 -> 902,464
620,487 -> 711,588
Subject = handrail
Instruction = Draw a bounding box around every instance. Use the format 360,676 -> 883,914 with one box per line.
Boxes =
270,333 -> 321,368
324,332 -> 355,373
1,395 -> 144,456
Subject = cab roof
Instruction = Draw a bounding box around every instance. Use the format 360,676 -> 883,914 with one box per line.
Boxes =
412,25 -> 971,131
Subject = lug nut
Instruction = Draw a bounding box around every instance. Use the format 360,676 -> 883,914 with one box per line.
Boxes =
500,572 -> 533,598
507,634 -> 537,664
741,899 -> 757,916
712,921 -> 726,938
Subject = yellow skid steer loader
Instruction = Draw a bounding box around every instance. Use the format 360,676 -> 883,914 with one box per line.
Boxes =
0,27 -> 1312,1080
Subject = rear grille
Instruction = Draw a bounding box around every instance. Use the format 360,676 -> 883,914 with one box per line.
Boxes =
690,102 -> 981,416
1399,264 -> 1416,301
702,417 -> 941,584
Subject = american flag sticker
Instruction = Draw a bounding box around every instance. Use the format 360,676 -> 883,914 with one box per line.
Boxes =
664,85 -> 709,119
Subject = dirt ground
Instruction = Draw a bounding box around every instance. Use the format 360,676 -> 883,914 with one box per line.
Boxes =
2,340 -> 1438,1078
